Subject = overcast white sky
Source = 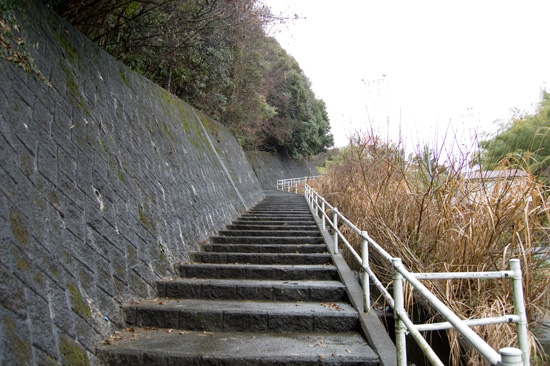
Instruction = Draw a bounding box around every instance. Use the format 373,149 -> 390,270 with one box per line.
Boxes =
263,0 -> 550,155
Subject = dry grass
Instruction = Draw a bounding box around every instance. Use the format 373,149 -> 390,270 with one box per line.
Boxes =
312,133 -> 550,365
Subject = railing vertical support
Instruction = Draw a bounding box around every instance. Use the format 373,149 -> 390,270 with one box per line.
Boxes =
333,208 -> 339,254
510,259 -> 529,366
314,195 -> 319,217
499,347 -> 523,366
361,231 -> 370,311
321,201 -> 326,230
393,258 -> 407,366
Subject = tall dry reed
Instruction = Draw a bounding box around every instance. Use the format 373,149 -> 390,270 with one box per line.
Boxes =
313,133 -> 550,365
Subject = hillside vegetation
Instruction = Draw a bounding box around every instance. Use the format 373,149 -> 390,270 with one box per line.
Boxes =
313,133 -> 550,365
44,0 -> 333,159
476,90 -> 550,182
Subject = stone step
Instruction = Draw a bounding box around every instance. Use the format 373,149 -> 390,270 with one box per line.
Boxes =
98,193 -> 387,366
235,219 -> 317,225
157,278 -> 346,302
177,263 -> 339,281
210,236 -> 324,244
244,209 -> 311,213
250,208 -> 311,212
218,230 -> 322,237
239,216 -> 315,222
123,299 -> 360,333
202,243 -> 327,253
242,212 -> 313,217
226,224 -> 319,231
190,252 -> 332,265
97,329 -> 379,366
233,219 -> 317,225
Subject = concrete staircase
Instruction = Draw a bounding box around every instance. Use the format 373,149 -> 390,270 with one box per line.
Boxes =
97,191 -> 381,365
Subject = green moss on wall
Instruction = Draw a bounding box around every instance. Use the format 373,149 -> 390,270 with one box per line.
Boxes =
66,283 -> 91,319
201,114 -> 220,136
163,122 -> 174,140
50,190 -> 60,205
17,257 -> 29,271
48,21 -> 80,64
3,316 -> 33,365
127,244 -> 137,265
138,205 -> 157,236
138,206 -> 149,227
20,154 -> 32,177
59,336 -> 89,366
49,264 -> 61,280
10,208 -> 29,245
119,67 -> 128,86
117,166 -> 126,184
60,62 -> 91,117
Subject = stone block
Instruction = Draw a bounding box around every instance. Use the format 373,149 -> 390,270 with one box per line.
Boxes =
57,143 -> 77,183
37,140 -> 58,185
201,283 -> 236,300
236,284 -> 273,301
0,308 -> 34,366
272,285 -> 309,301
268,313 -> 313,332
179,309 -> 223,332
27,289 -> 58,354
223,311 -> 268,332
49,285 -> 76,337
0,263 -> 28,319
135,306 -> 179,329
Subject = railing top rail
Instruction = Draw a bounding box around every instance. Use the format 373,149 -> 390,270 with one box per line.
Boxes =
277,176 -> 318,184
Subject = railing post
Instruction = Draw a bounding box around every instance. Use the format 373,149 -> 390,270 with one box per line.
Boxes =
321,200 -> 326,230
499,347 -> 523,366
510,259 -> 529,366
333,208 -> 339,254
392,258 -> 407,366
315,195 -> 319,217
361,231 -> 370,311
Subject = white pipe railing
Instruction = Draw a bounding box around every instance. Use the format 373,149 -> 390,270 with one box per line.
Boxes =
276,178 -> 530,366
276,176 -> 318,193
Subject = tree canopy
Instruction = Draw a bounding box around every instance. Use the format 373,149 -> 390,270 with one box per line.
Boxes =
46,0 -> 333,158
476,90 -> 550,179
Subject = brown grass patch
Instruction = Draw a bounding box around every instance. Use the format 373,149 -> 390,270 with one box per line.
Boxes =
312,133 -> 550,365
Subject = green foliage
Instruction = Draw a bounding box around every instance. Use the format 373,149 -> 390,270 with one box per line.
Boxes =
477,90 -> 550,179
1,0 -> 50,85
51,0 -> 333,158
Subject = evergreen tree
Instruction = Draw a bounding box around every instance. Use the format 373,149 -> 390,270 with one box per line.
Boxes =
477,90 -> 550,179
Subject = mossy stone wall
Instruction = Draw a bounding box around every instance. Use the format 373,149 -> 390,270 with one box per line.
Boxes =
0,1 -> 265,364
246,151 -> 319,189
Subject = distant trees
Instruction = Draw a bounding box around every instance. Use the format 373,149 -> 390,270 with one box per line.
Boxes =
47,0 -> 333,158
476,90 -> 550,180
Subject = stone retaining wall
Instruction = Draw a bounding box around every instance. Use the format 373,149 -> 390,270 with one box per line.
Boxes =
246,151 -> 319,189
0,1 -> 265,364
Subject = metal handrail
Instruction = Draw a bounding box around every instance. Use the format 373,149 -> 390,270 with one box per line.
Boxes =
277,178 -> 529,366
276,176 -> 318,193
